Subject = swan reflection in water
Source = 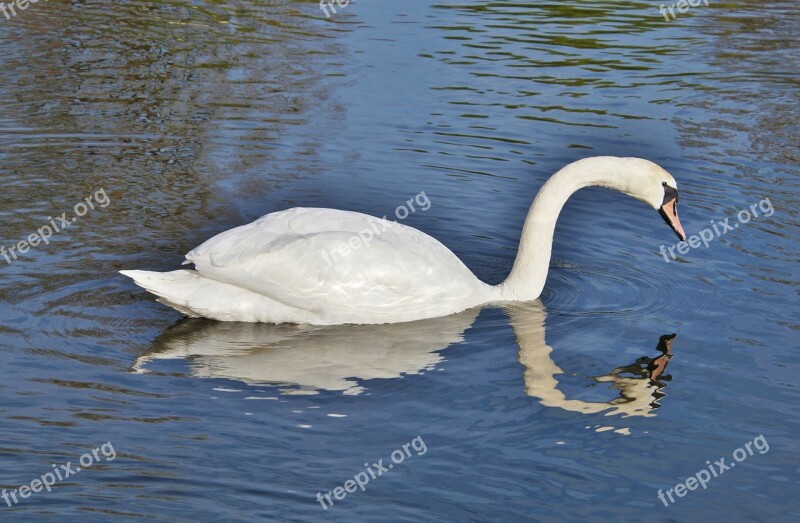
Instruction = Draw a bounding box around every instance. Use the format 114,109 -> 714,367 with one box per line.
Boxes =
135,308 -> 480,396
135,301 -> 676,417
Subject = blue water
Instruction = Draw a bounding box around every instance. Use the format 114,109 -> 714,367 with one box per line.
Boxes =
0,0 -> 798,520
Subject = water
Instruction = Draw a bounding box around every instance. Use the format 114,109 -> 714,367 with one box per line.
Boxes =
1,0 -> 798,520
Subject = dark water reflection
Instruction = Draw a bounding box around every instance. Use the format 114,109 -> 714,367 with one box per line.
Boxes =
0,0 -> 797,520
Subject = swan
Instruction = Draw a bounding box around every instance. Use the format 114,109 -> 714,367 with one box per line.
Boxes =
121,156 -> 685,324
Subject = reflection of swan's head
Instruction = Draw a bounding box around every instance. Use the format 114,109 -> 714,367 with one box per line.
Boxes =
590,333 -> 676,417
507,301 -> 677,422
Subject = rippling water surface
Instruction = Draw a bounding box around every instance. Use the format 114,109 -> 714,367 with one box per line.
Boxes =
1,0 -> 798,520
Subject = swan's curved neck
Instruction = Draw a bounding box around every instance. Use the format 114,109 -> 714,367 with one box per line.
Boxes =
497,157 -> 642,301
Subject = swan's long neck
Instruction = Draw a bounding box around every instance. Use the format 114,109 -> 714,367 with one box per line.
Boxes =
497,157 -> 645,301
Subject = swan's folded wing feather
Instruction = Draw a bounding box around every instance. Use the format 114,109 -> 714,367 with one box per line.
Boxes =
184,208 -> 482,318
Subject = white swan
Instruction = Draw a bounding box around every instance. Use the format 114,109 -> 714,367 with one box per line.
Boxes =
121,156 -> 685,324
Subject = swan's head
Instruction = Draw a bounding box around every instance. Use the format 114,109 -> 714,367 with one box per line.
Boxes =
603,157 -> 686,241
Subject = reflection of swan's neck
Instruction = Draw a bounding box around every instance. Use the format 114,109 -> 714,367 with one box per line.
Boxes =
506,301 -> 664,419
498,157 -> 643,300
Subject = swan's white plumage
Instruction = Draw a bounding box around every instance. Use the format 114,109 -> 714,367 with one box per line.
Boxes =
123,208 -> 496,324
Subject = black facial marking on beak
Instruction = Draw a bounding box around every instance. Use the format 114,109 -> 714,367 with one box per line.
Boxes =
662,183 -> 678,206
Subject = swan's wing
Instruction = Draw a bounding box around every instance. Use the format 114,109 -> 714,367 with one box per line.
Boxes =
185,208 -> 486,322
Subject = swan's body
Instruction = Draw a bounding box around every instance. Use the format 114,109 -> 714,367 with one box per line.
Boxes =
122,156 -> 685,324
125,209 -> 495,324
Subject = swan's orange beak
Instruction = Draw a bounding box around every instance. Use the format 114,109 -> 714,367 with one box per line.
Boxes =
659,195 -> 685,241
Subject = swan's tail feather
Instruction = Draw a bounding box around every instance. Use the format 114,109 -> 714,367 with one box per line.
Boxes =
120,269 -> 305,323
120,270 -> 206,318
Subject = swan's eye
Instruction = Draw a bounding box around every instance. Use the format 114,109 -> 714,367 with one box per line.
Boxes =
662,183 -> 679,205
